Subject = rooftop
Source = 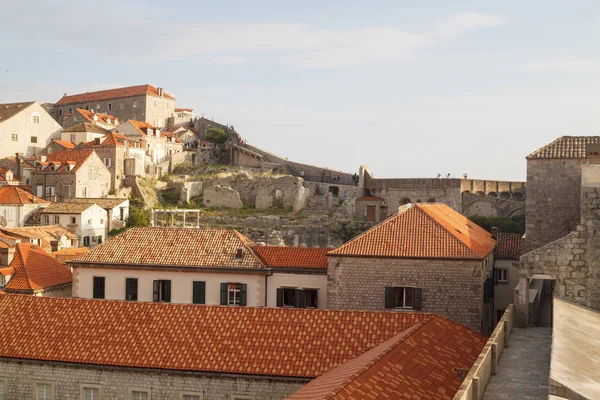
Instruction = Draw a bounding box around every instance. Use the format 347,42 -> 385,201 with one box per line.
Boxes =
254,246 -> 329,269
527,136 -> 600,160
494,233 -> 523,260
51,139 -> 76,150
0,185 -> 49,205
39,149 -> 96,173
1,225 -> 79,243
76,108 -> 118,125
55,84 -> 174,105
73,227 -> 266,269
80,132 -> 132,148
50,247 -> 89,264
67,197 -> 128,209
40,202 -> 97,214
0,102 -> 35,123
3,243 -> 72,292
329,203 -> 496,260
62,122 -> 110,135
0,295 -> 430,378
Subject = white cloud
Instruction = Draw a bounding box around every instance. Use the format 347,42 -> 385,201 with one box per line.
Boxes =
519,61 -> 600,72
430,12 -> 503,39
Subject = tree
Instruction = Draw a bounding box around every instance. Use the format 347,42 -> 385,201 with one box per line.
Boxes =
126,206 -> 150,227
205,127 -> 228,144
468,215 -> 525,234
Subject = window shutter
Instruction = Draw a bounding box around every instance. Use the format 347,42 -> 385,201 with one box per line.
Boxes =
276,288 -> 283,307
193,281 -> 206,304
153,280 -> 159,302
484,278 -> 494,303
220,283 -> 228,305
384,287 -> 395,309
165,280 -> 171,302
413,288 -> 423,310
240,283 -> 247,306
294,289 -> 306,308
493,269 -> 498,285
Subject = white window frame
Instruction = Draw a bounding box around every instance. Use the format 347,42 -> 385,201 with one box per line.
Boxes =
3,209 -> 14,222
394,286 -> 415,309
0,377 -> 8,400
43,215 -> 50,224
70,134 -> 76,142
80,384 -> 102,400
180,392 -> 203,400
10,133 -> 18,141
32,112 -> 40,123
228,282 -> 241,306
496,268 -> 509,284
129,388 -> 151,400
53,215 -> 60,224
33,380 -> 54,400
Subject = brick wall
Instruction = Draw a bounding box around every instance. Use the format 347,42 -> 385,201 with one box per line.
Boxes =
0,359 -> 306,399
327,256 -> 490,332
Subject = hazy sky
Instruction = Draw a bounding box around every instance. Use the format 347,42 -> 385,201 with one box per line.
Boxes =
2,0 -> 600,180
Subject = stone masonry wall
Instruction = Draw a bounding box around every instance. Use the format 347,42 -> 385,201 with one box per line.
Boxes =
524,159 -> 587,253
370,187 -> 462,213
327,256 -> 487,332
0,359 -> 306,400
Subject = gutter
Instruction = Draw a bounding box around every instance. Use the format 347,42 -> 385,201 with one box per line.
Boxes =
68,262 -> 271,275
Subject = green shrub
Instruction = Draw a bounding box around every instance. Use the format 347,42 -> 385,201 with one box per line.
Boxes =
126,206 -> 150,227
206,127 -> 228,144
468,215 -> 525,234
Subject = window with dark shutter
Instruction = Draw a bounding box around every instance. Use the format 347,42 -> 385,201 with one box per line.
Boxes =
220,283 -> 228,305
384,287 -> 395,308
240,283 -> 247,306
153,280 -> 159,302
276,288 -> 284,307
153,280 -> 171,302
193,281 -> 206,304
413,288 -> 423,310
126,278 -> 138,301
294,289 -> 306,308
305,289 -> 318,309
93,277 -> 105,299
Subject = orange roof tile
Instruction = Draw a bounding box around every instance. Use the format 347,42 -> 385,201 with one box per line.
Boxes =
330,204 -> 495,260
0,186 -> 49,205
74,227 -> 267,269
254,246 -> 329,269
0,266 -> 14,276
51,139 -> 76,149
50,247 -> 89,264
4,243 -> 72,292
80,132 -> 130,148
62,122 -> 110,134
76,109 -> 118,125
55,84 -> 174,105
527,136 -> 600,159
494,233 -> 522,260
0,295 -> 429,377
39,149 -> 95,173
287,315 -> 487,399
175,108 -> 194,112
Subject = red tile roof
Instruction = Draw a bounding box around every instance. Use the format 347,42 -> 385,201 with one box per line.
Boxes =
4,243 -> 72,292
175,108 -> 194,112
123,120 -> 183,143
254,246 -> 329,269
494,233 -> 522,260
39,149 -> 95,173
76,109 -> 118,125
55,84 -> 174,105
62,122 -> 110,134
0,186 -> 49,205
81,132 -> 129,148
527,136 -> 600,160
73,227 -> 267,269
330,204 -> 495,260
50,247 -> 89,264
51,139 -> 76,149
287,315 -> 487,399
0,295 -> 429,377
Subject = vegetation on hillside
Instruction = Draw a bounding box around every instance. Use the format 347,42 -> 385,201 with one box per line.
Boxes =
205,127 -> 228,144
468,215 -> 525,234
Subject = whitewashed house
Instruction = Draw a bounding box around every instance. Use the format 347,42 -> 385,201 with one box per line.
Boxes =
0,186 -> 49,227
40,203 -> 108,247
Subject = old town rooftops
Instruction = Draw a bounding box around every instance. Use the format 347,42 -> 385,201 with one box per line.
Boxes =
80,132 -> 132,148
62,122 -> 110,135
527,136 -> 600,160
494,233 -> 523,260
73,227 -> 267,269
0,102 -> 35,123
40,202 -> 97,214
329,203 -> 496,260
0,294 -> 432,378
36,149 -> 95,173
0,186 -> 49,205
3,243 -> 72,292
76,109 -> 118,125
287,314 -> 486,399
254,246 -> 329,269
55,84 -> 174,105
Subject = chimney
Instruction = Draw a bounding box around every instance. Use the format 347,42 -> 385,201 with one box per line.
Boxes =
158,87 -> 164,97
95,138 -> 101,145
491,226 -> 498,239
93,115 -> 99,121
50,240 -> 59,252
15,153 -> 22,179
63,92 -> 67,97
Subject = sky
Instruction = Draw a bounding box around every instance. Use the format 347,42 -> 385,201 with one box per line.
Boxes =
2,0 -> 600,180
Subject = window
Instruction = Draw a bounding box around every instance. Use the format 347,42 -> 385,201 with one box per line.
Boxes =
69,108 -> 73,114
0,378 -> 6,400
180,393 -> 202,400
32,113 -> 40,123
34,382 -> 53,400
31,136 -> 38,143
153,100 -> 157,107
53,215 -> 59,224
108,103 -> 112,111
126,278 -> 138,301
133,101 -> 137,108
384,287 -> 422,310
220,282 -> 247,306
70,134 -> 76,142
81,385 -> 102,400
276,288 -> 318,308
59,109 -> 62,116
193,281 -> 206,304
153,280 -> 171,302
3,209 -> 14,221
45,186 -> 55,197
93,277 -> 105,299
10,133 -> 17,141
495,268 -> 509,284
96,103 -> 101,110
42,215 -> 50,224
104,158 -> 111,167
120,101 -> 124,110
97,235 -> 103,244
71,217 -> 77,224
129,390 -> 150,400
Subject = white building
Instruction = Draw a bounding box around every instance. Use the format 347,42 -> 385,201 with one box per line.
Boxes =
40,203 -> 108,247
60,122 -> 109,145
67,198 -> 129,232
0,102 -> 62,159
0,186 -> 49,228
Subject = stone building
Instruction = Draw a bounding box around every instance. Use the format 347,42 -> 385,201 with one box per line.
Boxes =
0,294 -> 486,400
0,186 -> 49,228
39,138 -> 77,157
60,108 -> 119,130
328,203 -> 497,333
53,84 -> 175,128
0,102 -> 62,159
30,149 -> 111,201
493,232 -> 522,325
523,136 -> 600,253
40,203 -> 108,248
67,197 -> 129,232
60,122 -> 109,145
354,194 -> 388,222
0,242 -> 72,296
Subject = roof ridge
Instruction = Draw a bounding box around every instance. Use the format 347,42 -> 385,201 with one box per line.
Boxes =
7,244 -> 33,291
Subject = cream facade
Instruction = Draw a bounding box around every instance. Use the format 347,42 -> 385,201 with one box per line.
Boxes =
41,204 -> 108,247
60,129 -> 105,145
0,102 -> 62,159
0,202 -> 48,228
266,272 -> 328,308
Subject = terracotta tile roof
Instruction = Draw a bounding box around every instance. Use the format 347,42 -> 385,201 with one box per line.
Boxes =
0,102 -> 35,123
0,266 -> 14,276
40,202 -> 95,214
50,247 -> 89,264
55,84 -> 174,105
62,122 -> 110,134
1,226 -> 79,246
0,295 -> 429,377
0,186 -> 49,205
356,195 -> 383,201
39,149 -> 95,173
254,246 -> 329,269
51,139 -> 76,149
329,204 -> 495,260
0,167 -> 17,183
4,243 -> 72,292
494,233 -> 522,260
287,315 -> 487,400
80,132 -> 129,148
527,136 -> 600,160
76,109 -> 118,125
125,119 -> 156,136
67,197 -> 128,209
74,227 -> 267,269
175,108 -> 194,112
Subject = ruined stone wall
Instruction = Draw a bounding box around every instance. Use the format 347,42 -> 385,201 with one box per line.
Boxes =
524,159 -> 586,253
327,256 -> 488,332
204,185 -> 243,208
371,187 -> 462,213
